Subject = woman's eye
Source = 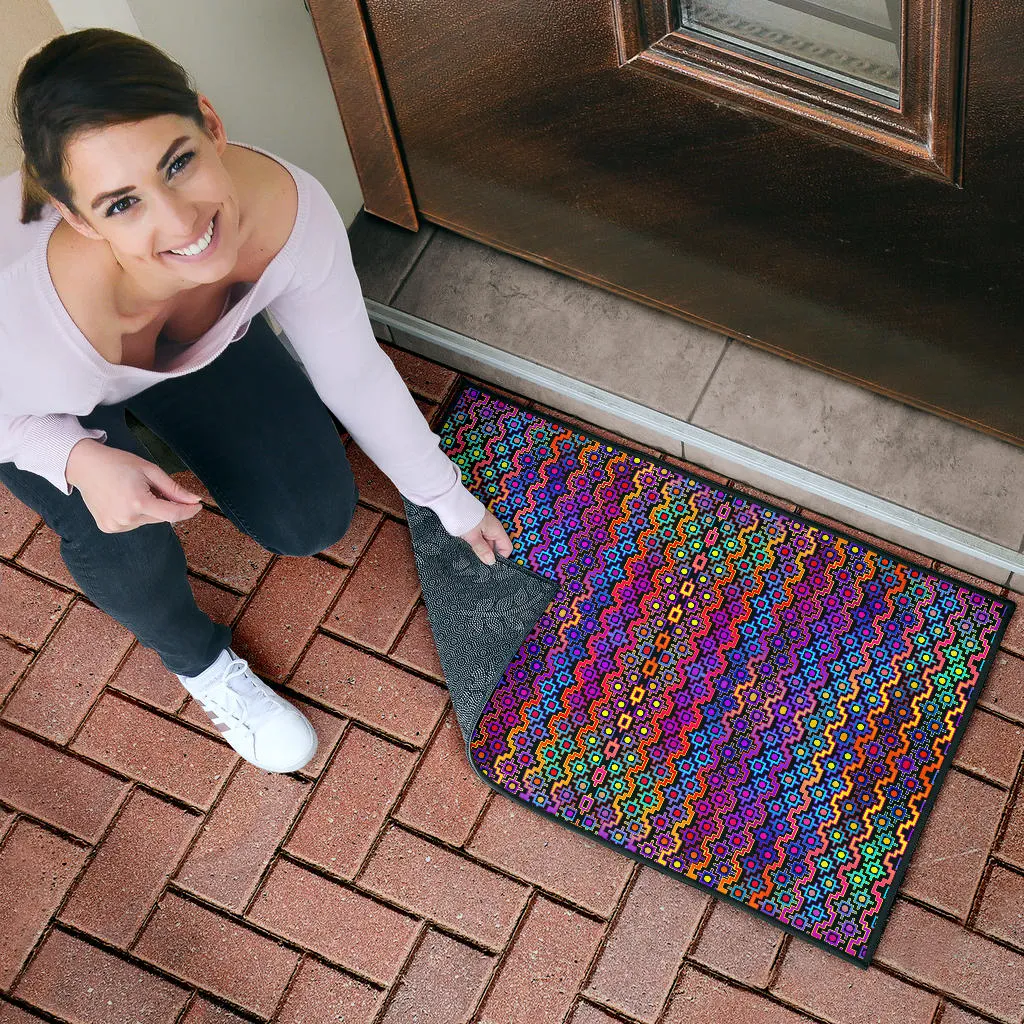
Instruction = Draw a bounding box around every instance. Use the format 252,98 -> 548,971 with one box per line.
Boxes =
169,151 -> 195,176
105,196 -> 135,217
103,151 -> 196,217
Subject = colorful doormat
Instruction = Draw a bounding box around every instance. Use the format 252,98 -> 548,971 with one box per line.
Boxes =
409,384 -> 1015,967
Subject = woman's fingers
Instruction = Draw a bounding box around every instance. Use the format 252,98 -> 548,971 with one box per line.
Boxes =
141,462 -> 204,504
481,512 -> 513,557
469,534 -> 497,565
460,511 -> 514,564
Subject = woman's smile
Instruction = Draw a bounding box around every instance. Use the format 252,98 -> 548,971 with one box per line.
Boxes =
161,210 -> 222,263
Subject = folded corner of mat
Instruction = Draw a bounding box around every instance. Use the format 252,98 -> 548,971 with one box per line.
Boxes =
403,498 -> 557,745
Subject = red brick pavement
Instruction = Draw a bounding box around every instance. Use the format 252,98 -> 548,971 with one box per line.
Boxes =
1,351 -> 1023,1024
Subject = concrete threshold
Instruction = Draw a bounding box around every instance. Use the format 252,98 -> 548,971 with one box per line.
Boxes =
366,298 -> 1024,588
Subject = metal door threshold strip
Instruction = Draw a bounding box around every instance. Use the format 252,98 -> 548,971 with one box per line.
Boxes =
365,299 -> 1024,582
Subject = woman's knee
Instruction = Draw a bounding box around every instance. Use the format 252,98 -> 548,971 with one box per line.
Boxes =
249,472 -> 358,556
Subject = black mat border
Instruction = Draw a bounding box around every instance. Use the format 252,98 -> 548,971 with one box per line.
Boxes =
437,379 -> 1018,970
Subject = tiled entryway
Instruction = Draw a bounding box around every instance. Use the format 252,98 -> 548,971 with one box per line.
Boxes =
1,340 -> 1023,1024
349,214 -> 1024,591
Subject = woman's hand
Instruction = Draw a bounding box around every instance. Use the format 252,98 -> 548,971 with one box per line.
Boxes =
66,438 -> 203,533
460,509 -> 513,565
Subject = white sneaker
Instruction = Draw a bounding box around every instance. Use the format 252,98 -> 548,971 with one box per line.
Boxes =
177,648 -> 317,773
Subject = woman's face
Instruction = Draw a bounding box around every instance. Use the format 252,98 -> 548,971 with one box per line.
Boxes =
56,96 -> 240,290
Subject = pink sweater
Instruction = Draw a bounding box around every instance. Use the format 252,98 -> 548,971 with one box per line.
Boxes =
0,141 -> 485,536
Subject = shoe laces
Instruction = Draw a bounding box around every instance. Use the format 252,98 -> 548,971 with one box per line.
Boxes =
197,657 -> 281,734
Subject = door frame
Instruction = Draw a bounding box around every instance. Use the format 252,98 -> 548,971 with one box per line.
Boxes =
307,0 -> 418,228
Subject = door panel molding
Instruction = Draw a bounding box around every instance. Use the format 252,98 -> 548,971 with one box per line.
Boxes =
312,0 -> 1023,443
615,0 -> 965,181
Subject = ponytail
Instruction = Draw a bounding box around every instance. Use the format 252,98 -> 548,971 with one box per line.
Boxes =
19,161 -> 51,224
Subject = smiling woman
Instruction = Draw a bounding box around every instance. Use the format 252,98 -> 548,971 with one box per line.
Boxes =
1,27 -> 510,775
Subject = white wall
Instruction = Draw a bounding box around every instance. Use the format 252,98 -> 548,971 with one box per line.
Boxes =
47,0 -> 366,225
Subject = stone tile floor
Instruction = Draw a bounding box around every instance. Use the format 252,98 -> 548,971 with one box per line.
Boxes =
1,346 -> 1023,1024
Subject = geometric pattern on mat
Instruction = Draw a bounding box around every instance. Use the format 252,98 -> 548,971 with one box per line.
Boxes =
438,384 -> 1015,966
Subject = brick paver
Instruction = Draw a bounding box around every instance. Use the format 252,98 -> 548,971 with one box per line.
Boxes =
477,897 -> 604,1024
134,892 -> 299,1017
569,1004 -> 626,1024
289,635 -> 446,746
1,367 -> 1020,1024
1000,601 -> 1024,657
358,825 -> 530,950
664,968 -> 811,1024
938,1005 -> 990,1024
380,929 -> 492,1024
391,603 -> 445,679
322,504 -> 381,567
974,864 -> 1024,951
247,858 -> 418,985
0,564 -> 69,649
0,821 -> 87,988
0,1000 -> 48,1023
953,708 -> 1024,787
393,707 -> 490,846
345,443 -> 405,519
689,897 -> 783,988
0,487 -> 39,559
384,343 -> 458,402
72,692 -> 238,808
0,641 -> 30,704
108,642 -> 187,713
979,651 -> 1024,722
179,997 -> 248,1023
900,770 -> 1006,919
467,798 -> 633,917
771,939 -> 940,1024
289,699 -> 346,779
999,788 -> 1024,868
0,725 -> 128,841
189,576 -> 245,627
875,899 -> 1024,1022
173,509 -> 272,592
174,763 -> 307,910
585,868 -> 707,1021
286,726 -> 415,879
15,525 -> 75,589
2,602 -> 133,743
231,555 -> 347,683
60,789 -> 201,946
276,958 -> 382,1024
326,519 -> 421,653
15,929 -> 189,1024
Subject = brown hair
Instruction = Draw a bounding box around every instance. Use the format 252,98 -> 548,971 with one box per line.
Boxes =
12,27 -> 206,223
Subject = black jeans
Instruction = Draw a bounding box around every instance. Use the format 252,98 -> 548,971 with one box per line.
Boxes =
0,314 -> 357,676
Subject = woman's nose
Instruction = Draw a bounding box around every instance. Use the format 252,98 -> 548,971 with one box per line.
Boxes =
157,193 -> 202,244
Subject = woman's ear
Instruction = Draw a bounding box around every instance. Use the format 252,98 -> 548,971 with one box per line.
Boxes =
51,197 -> 104,241
196,94 -> 228,154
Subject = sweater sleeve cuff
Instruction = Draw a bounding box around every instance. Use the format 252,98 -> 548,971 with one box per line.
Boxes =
426,478 -> 488,537
21,416 -> 108,495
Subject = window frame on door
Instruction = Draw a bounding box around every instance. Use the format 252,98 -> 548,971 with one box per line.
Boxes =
613,0 -> 965,182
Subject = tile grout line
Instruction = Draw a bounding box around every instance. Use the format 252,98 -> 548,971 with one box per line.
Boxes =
686,337 -> 732,423
366,299 -> 1024,581
386,225 -> 437,307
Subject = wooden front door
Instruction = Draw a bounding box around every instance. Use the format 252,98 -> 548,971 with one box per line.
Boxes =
309,0 -> 1024,445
